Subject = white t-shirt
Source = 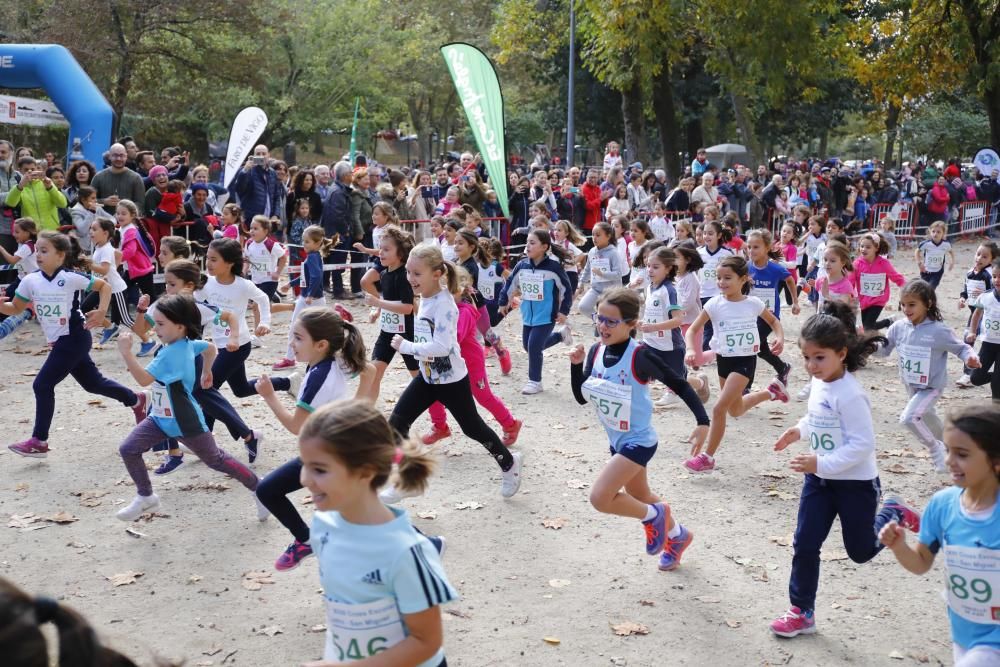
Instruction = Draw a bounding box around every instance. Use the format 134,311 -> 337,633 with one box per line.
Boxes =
91,242 -> 127,293
649,216 -> 675,242
675,272 -> 701,325
698,246 -> 735,298
703,294 -> 765,356
14,270 -> 93,342
557,240 -> 583,273
795,372 -> 878,480
245,239 -> 285,284
14,243 -> 37,277
198,276 -> 271,347
919,239 -> 951,273
975,290 -> 1000,344
398,289 -> 467,384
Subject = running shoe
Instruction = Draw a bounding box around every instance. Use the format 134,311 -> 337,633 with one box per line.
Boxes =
770,607 -> 816,638
955,373 -> 973,388
274,540 -> 313,572
502,419 -> 523,447
98,324 -> 120,346
272,358 -> 296,370
8,437 -> 49,458
929,441 -> 948,473
497,347 -> 513,375
642,502 -> 669,555
500,451 -> 524,498
421,425 -> 452,445
287,371 -> 303,399
521,380 -> 543,395
796,383 -> 812,401
683,453 -> 715,473
658,524 -> 694,571
154,455 -> 185,475
777,362 -> 792,389
655,392 -> 680,408
250,335 -> 262,349
559,325 -> 573,345
882,495 -> 921,532
137,340 -> 159,357
255,496 -> 270,521
116,493 -> 160,521
334,304 -> 353,322
767,380 -> 790,403
131,391 -> 148,424
692,372 -> 711,403
245,429 -> 263,464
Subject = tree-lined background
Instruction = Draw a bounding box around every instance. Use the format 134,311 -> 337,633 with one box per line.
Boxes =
1,0 -> 997,176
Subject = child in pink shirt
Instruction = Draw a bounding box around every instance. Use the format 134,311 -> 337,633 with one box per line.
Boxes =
852,232 -> 906,331
816,241 -> 858,318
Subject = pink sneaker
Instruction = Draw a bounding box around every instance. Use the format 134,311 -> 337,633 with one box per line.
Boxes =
272,358 -> 296,370
333,304 -> 353,322
767,380 -> 789,403
502,419 -> 523,447
275,539 -> 314,572
131,391 -> 148,424
497,347 -> 513,376
683,453 -> 715,473
882,495 -> 921,533
9,437 -> 49,458
421,425 -> 452,445
769,606 -> 816,637
485,345 -> 496,358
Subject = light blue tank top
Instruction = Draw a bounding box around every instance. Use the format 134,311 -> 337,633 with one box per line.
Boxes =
581,338 -> 656,449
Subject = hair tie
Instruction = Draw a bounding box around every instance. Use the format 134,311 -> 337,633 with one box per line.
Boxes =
393,447 -> 404,465
34,596 -> 59,624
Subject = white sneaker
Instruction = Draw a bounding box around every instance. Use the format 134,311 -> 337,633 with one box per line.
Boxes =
500,451 -> 524,498
929,441 -> 948,473
656,391 -> 681,408
692,372 -> 711,403
955,373 -> 973,388
559,325 -> 573,345
796,384 -> 811,401
116,493 -> 160,521
250,336 -> 262,349
379,484 -> 422,505
521,381 -> 543,395
287,371 -> 303,398
256,496 -> 271,522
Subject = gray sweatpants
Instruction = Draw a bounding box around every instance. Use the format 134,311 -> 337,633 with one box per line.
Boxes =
899,387 -> 944,449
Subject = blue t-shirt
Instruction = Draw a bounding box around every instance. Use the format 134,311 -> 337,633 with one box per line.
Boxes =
749,259 -> 790,318
312,506 -> 457,666
918,486 -> 1000,651
145,338 -> 210,438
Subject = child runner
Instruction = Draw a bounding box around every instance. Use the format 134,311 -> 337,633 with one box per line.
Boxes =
775,221 -> 798,306
113,295 -> 266,522
245,215 -> 287,303
966,259 -> 1000,405
640,246 -> 711,408
254,308 -> 375,570
683,256 -> 788,473
201,238 -> 270,461
552,219 -> 586,295
816,241 -> 858,315
916,221 -> 954,289
957,243 -> 999,388
423,266 -> 522,446
611,216 -> 631,285
133,259 -> 256,475
300,401 -> 456,666
747,228 -> 799,390
876,279 -> 980,471
440,220 -> 459,262
673,246 -> 709,367
116,200 -> 156,308
273,225 -> 338,370
879,405 -> 1000,666
853,231 -> 906,331
648,200 -> 676,245
570,288 -> 709,571
800,215 -> 826,309
454,229 -> 512,375
879,215 -> 898,259
381,245 -> 524,501
769,300 -> 921,638
498,229 -> 574,395
626,219 -> 653,288
1,231 -> 146,458
360,225 -> 420,402
696,220 -> 735,355
0,217 -> 38,298
578,221 -> 624,317
670,220 -> 695,248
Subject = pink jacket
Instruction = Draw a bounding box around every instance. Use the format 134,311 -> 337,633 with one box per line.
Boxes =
455,301 -> 486,372
120,225 -> 154,278
851,255 -> 905,309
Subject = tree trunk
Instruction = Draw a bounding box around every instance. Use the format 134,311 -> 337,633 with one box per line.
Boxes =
729,92 -> 761,167
818,130 -> 828,161
986,82 -> 1000,149
314,129 -> 326,155
685,118 -> 704,161
651,65 -> 681,184
883,102 -> 901,168
621,80 -> 643,166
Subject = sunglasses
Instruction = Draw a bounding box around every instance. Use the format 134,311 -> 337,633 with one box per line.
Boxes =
592,313 -> 625,327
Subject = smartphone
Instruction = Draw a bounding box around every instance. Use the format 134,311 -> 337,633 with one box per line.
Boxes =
421,186 -> 431,197
252,155 -> 265,165
569,186 -> 580,194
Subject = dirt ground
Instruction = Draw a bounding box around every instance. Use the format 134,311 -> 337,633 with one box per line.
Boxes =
1,238 -> 993,667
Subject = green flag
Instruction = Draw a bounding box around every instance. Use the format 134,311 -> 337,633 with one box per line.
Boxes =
440,43 -> 509,218
349,97 -> 360,166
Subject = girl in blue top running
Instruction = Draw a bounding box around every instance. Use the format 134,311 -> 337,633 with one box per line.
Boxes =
880,406 -> 1000,666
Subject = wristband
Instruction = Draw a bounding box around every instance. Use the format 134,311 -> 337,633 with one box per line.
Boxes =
137,308 -> 148,314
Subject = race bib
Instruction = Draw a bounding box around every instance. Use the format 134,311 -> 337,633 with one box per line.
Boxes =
650,219 -> 671,240
806,412 -> 842,454
149,383 -> 173,419
33,291 -> 69,338
479,280 -> 495,301
250,260 -> 271,284
924,253 -> 944,272
982,308 -> 1000,344
324,597 -> 406,663
581,376 -> 632,432
213,320 -> 232,344
643,299 -> 667,338
701,266 -> 718,284
413,319 -> 433,362
859,273 -> 886,297
590,257 -> 611,279
898,343 -> 931,386
751,287 -> 775,311
944,545 -> 1000,626
379,301 -> 405,334
717,317 -> 759,356
520,273 -> 545,301
967,279 -> 987,301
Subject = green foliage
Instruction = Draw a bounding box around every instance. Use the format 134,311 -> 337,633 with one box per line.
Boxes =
903,99 -> 991,158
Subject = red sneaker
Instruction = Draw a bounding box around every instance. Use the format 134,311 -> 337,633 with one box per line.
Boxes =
502,419 -> 523,447
421,425 -> 452,445
272,358 -> 296,370
497,347 -> 513,375
9,437 -> 49,458
333,304 -> 353,322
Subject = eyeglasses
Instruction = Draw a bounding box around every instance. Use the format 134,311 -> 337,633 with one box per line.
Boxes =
592,313 -> 624,327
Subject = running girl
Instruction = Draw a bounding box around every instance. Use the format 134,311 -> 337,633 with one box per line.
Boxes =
683,256 -> 788,473
957,243 -> 999,388
696,220 -> 735,354
552,219 -> 586,295
627,219 -> 653,289
440,220 -> 459,262
853,232 -> 905,331
88,218 -> 154,354
454,229 -> 512,375
300,401 -> 456,666
879,406 -> 1000,666
116,200 -> 156,304
498,229 -> 574,395
245,215 -> 287,303
570,288 -> 709,571
254,308 -> 375,570
816,241 -> 857,314
774,222 -> 798,306
578,222 -> 623,317
877,279 -> 980,471
114,295 -> 266,522
967,258 -> 1000,403
0,231 -> 146,458
770,301 -> 921,638
747,228 -> 799,389
673,246 -> 708,367
0,217 -> 37,297
916,221 -> 954,289
383,245 -> 523,501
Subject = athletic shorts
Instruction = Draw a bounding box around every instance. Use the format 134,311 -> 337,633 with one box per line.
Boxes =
643,346 -> 686,380
717,354 -> 757,381
609,441 -> 658,467
372,330 -> 419,371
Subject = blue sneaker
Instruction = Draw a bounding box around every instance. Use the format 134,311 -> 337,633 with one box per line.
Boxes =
137,340 -> 159,357
98,324 -> 120,346
658,524 -> 694,571
643,503 -> 669,555
154,455 -> 185,475
245,429 -> 263,464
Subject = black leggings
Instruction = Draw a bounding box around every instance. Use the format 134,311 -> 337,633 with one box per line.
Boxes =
861,305 -> 892,331
257,457 -> 310,543
390,374 -> 513,471
971,341 -> 1000,399
757,318 -> 787,376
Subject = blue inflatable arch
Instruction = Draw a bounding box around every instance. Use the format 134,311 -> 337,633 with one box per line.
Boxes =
0,44 -> 113,166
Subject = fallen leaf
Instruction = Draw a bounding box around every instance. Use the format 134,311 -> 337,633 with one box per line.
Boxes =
695,596 -> 721,603
542,637 -> 561,645
888,650 -> 905,660
611,621 -> 649,636
769,534 -> 793,547
444,609 -> 471,619
639,599 -> 655,607
125,527 -> 146,538
724,619 -> 742,628
565,479 -> 588,489
256,625 -> 283,637
107,571 -> 144,587
194,661 -> 214,667
310,624 -> 326,633
46,511 -> 79,524
87,399 -> 103,406
821,549 -> 849,562
766,490 -> 796,501
8,513 -> 40,529
14,482 -> 28,492
188,575 -> 203,584
242,571 -> 275,591
541,517 -> 567,530
417,511 -> 437,520
203,647 -> 223,657
178,481 -> 231,492
454,501 -> 484,510
548,579 -> 572,588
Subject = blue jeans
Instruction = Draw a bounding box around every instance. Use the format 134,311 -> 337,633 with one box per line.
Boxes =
521,323 -> 562,382
789,474 -> 896,611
